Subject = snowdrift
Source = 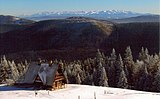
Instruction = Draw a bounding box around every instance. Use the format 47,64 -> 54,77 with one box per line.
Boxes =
0,84 -> 160,99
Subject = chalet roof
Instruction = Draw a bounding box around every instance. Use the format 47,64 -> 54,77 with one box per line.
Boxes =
23,62 -> 40,84
23,62 -> 58,86
38,63 -> 58,86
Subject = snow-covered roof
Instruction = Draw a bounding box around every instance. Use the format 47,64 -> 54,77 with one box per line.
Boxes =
23,62 -> 40,84
23,62 -> 58,86
38,63 -> 58,86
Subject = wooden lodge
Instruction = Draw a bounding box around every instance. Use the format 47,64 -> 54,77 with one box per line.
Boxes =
21,62 -> 66,90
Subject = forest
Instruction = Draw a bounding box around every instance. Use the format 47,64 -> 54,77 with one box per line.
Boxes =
0,46 -> 160,92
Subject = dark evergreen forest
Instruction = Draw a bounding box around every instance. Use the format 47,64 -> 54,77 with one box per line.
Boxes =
0,46 -> 160,92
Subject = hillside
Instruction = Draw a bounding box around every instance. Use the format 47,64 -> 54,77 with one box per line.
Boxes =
0,18 -> 114,60
114,22 -> 159,56
0,15 -> 34,33
111,15 -> 160,23
0,17 -> 159,61
0,24 -> 28,33
0,15 -> 34,25
0,84 -> 160,99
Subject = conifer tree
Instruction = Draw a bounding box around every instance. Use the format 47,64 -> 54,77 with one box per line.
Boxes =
93,67 -> 98,86
17,63 -> 23,76
96,49 -> 104,66
108,48 -> 117,87
63,70 -> 69,84
115,54 -> 128,88
76,73 -> 82,84
99,67 -> 108,87
152,66 -> 160,92
137,64 -> 152,91
8,61 -> 19,81
1,55 -> 9,80
80,69 -> 86,83
139,47 -> 149,62
0,63 -> 6,83
117,69 -> 128,88
83,72 -> 93,85
124,46 -> 134,86
124,46 -> 134,64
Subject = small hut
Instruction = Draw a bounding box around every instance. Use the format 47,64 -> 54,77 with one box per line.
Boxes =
22,62 -> 66,90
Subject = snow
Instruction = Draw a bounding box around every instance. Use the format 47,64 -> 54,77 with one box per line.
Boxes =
0,84 -> 160,99
13,17 -> 20,20
22,10 -> 140,17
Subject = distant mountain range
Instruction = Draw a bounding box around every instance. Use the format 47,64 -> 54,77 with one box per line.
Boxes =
21,10 -> 152,21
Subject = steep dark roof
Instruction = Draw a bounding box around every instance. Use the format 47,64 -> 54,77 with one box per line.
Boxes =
23,62 -> 40,84
23,62 -> 58,86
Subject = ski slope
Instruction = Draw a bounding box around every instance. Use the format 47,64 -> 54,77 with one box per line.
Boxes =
0,84 -> 160,99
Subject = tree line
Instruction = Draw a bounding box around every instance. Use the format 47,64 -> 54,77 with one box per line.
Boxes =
0,46 -> 160,92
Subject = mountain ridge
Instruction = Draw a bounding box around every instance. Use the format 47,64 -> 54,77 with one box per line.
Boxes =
111,15 -> 160,23
0,17 -> 159,61
21,10 -> 152,21
0,15 -> 35,25
0,15 -> 34,33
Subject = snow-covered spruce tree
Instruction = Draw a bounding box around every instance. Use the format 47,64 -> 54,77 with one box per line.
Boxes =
124,46 -> 134,64
97,49 -> 106,64
150,54 -> 160,74
136,64 -> 152,91
93,67 -> 98,86
63,70 -> 69,84
93,49 -> 107,86
0,63 -> 6,83
152,65 -> 160,92
93,62 -> 103,86
83,72 -> 93,85
76,73 -> 82,84
8,60 -> 19,82
117,69 -> 128,88
108,48 -> 117,87
94,55 -> 109,87
84,59 -> 90,72
0,55 -> 10,82
138,47 -> 150,71
116,54 -> 128,88
99,66 -> 108,87
95,49 -> 106,68
96,49 -> 103,64
81,69 -> 86,83
139,47 -> 150,62
17,63 -> 23,76
66,62 -> 83,84
68,63 -> 77,83
124,46 -> 134,87
59,60 -> 64,72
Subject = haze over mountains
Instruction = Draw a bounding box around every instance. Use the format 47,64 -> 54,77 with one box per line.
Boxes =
21,10 -> 152,21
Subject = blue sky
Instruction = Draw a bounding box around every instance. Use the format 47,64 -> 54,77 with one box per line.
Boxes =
0,0 -> 159,16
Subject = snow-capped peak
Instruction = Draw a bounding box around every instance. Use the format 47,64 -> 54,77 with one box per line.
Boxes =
20,10 -> 149,21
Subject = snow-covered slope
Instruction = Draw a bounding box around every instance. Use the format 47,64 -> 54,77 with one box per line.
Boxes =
22,10 -> 149,21
0,84 -> 160,99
